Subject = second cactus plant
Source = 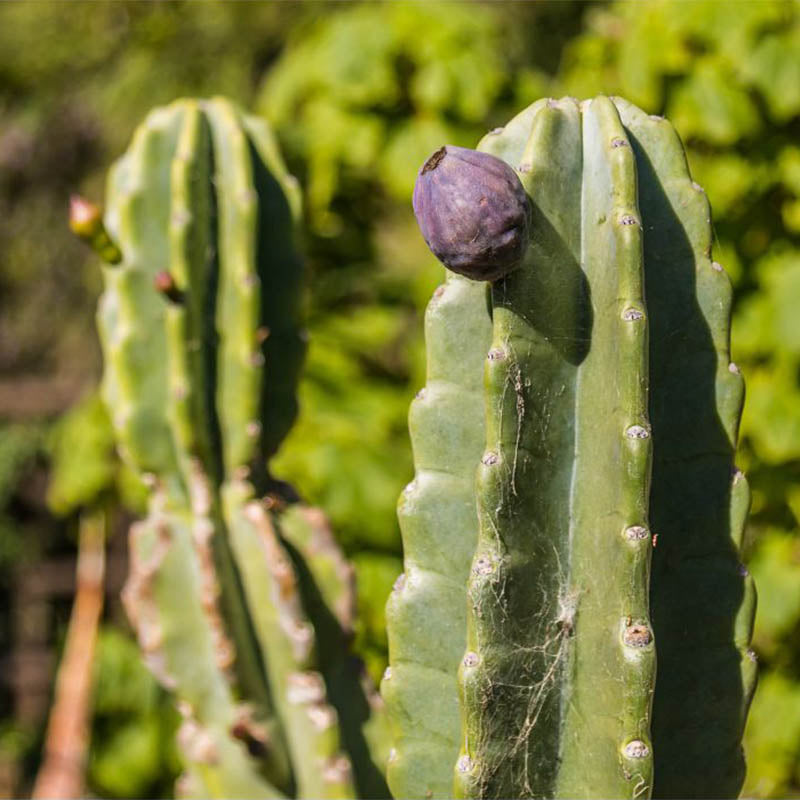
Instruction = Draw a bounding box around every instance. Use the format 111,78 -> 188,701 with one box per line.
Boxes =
75,97 -> 390,799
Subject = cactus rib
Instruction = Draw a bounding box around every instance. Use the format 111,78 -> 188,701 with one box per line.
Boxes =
456,96 -> 654,799
222,483 -> 356,799
613,97 -> 757,800
278,504 -> 392,799
384,272 -> 492,799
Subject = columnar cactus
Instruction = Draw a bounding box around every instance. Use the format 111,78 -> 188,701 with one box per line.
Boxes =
75,92 -> 757,800
73,98 -> 390,799
385,96 -> 756,799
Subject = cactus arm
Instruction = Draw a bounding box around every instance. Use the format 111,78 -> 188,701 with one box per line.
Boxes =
93,94 -> 390,799
384,272 -> 492,798
613,97 -> 757,799
222,481 -> 357,799
123,505 -> 284,799
100,101 -> 294,793
278,504 -> 391,799
164,105 -> 295,790
99,104 -> 187,500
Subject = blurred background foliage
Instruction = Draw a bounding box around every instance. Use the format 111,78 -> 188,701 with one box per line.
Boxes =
0,1 -> 797,796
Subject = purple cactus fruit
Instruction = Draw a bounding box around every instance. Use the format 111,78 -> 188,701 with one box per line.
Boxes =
412,145 -> 530,282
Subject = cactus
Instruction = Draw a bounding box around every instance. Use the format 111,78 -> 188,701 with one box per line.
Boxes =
75,92 -> 756,800
75,97 -> 390,799
386,95 -> 756,799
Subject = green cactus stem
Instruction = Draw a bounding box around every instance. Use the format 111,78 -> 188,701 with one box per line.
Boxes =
98,99 -> 292,794
87,97 -> 389,799
453,95 -> 654,800
397,95 -> 755,799
383,271 -> 492,799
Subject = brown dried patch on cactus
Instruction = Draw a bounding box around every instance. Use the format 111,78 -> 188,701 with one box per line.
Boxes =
122,518 -> 177,690
244,502 -> 315,665
294,505 -> 357,635
187,463 -> 237,674
191,516 -> 237,673
230,705 -> 270,758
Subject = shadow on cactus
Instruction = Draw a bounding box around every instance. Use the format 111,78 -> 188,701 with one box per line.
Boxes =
72,97 -> 391,799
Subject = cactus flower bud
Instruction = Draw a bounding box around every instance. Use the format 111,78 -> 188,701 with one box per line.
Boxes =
153,270 -> 184,304
69,194 -> 123,264
412,145 -> 530,282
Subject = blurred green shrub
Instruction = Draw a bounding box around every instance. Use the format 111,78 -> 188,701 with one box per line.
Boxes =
47,392 -> 146,517
89,628 -> 180,798
259,4 -> 522,223
0,424 -> 43,567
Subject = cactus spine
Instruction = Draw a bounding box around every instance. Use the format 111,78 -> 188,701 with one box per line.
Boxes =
391,95 -> 755,799
86,98 -> 390,799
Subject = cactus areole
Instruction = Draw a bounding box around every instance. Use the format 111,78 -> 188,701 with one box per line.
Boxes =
413,145 -> 530,282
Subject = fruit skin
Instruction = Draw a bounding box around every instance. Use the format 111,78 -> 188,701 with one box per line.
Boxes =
81,97 -> 390,800
412,145 -> 530,282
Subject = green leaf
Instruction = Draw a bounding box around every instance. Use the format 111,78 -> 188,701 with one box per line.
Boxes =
46,392 -> 115,515
743,671 -> 800,798
667,58 -> 762,145
748,529 -> 800,653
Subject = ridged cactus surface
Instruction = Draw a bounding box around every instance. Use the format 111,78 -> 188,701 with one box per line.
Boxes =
388,95 -> 755,799
382,272 -> 491,798
86,98 -> 390,799
613,98 -> 757,799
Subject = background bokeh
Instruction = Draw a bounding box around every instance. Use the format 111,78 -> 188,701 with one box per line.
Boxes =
0,1 -> 798,796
